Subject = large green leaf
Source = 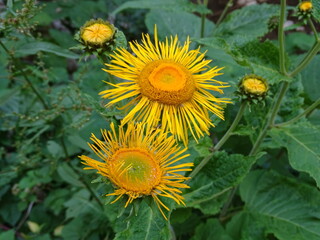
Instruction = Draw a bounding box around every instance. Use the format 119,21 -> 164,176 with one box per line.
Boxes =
183,151 -> 260,212
230,170 -> 320,240
114,200 -> 171,240
15,41 -> 79,59
270,122 -> 320,187
301,55 -> 320,101
111,0 -> 210,16
197,39 -> 290,84
145,10 -> 214,41
214,4 -> 279,45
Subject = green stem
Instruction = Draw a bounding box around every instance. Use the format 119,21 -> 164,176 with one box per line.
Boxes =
279,0 -> 287,75
308,18 -> 319,41
187,101 -> 247,181
200,0 -> 208,38
289,40 -> 320,77
219,186 -> 237,220
216,0 -> 233,26
0,40 -> 49,109
249,81 -> 289,156
213,101 -> 247,150
275,97 -> 320,127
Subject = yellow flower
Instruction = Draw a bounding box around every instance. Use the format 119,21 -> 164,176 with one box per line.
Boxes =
299,1 -> 313,12
100,26 -> 230,145
79,122 -> 193,219
80,19 -> 115,46
242,76 -> 268,95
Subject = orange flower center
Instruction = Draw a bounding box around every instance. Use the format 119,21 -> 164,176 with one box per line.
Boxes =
243,78 -> 267,95
109,148 -> 161,194
139,60 -> 195,105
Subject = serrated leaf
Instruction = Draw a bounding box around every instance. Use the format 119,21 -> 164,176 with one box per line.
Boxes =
111,0 -> 210,16
184,152 -> 260,210
270,121 -> 320,187
312,0 -> 320,22
214,4 -> 279,45
145,10 -> 214,41
236,170 -> 320,240
15,41 -> 79,59
114,200 -> 171,240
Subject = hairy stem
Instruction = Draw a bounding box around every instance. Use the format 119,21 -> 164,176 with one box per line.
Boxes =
279,0 -> 287,75
188,101 -> 247,181
0,40 -> 49,109
200,0 -> 209,38
216,0 -> 233,26
275,97 -> 320,127
308,18 -> 319,41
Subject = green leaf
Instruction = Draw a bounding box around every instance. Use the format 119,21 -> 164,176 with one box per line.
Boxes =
111,0 -> 210,16
64,189 -> 101,219
191,219 -> 233,240
312,0 -> 320,22
184,152 -> 260,211
57,163 -> 83,187
270,121 -> 320,187
15,41 -> 79,59
114,200 -> 171,240
145,10 -> 214,41
214,4 -> 279,45
301,55 -> 320,101
235,170 -> 320,240
0,230 -> 15,240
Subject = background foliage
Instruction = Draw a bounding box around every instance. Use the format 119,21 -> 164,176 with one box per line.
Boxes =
1,0 -> 320,239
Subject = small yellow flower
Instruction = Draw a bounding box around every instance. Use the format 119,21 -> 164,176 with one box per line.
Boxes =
100,26 -> 231,145
80,19 -> 115,46
79,122 -> 193,219
238,75 -> 268,103
242,77 -> 267,95
299,1 -> 313,12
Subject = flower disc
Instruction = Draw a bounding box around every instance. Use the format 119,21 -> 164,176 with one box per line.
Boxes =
110,148 -> 161,194
139,60 -> 195,105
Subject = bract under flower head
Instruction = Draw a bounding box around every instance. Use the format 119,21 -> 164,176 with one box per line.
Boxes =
79,122 -> 193,219
100,26 -> 231,145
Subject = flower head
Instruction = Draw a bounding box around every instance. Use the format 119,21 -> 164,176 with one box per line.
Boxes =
80,19 -> 115,47
100,26 -> 230,145
79,122 -> 193,219
238,74 -> 268,103
299,1 -> 313,12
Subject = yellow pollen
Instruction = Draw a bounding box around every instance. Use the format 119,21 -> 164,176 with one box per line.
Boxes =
299,1 -> 313,11
109,148 -> 161,194
81,23 -> 113,45
139,60 -> 195,105
243,78 -> 267,94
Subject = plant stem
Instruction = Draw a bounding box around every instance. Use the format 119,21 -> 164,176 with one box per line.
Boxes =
213,101 -> 247,151
0,40 -> 49,109
200,0 -> 208,38
289,40 -> 320,77
219,186 -> 237,220
187,101 -> 247,181
249,81 -> 289,156
279,0 -> 287,75
216,0 -> 233,26
309,18 -> 319,41
275,97 -> 320,127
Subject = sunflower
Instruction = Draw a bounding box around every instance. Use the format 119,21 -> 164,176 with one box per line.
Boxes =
100,26 -> 230,145
79,122 -> 193,219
